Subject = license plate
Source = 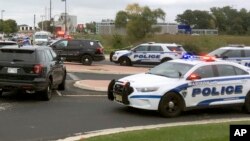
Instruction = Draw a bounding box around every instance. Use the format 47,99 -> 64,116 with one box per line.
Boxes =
115,94 -> 122,102
7,68 -> 18,74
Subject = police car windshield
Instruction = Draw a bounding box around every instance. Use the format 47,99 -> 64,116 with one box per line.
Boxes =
208,49 -> 227,58
148,62 -> 193,78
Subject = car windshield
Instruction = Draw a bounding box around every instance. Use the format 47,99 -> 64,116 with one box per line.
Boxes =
148,62 -> 193,78
208,49 -> 227,58
35,35 -> 48,39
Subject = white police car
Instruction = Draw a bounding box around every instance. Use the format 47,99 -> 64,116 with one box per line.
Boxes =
111,42 -> 186,66
108,56 -> 250,117
209,45 -> 250,67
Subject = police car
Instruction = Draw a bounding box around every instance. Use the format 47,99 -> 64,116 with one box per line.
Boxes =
208,45 -> 250,67
110,42 -> 186,66
108,55 -> 250,117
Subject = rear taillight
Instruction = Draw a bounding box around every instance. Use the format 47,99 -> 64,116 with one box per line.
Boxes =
33,64 -> 43,74
96,47 -> 104,54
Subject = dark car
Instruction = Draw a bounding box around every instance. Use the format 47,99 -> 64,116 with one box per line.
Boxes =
0,45 -> 66,100
49,39 -> 105,65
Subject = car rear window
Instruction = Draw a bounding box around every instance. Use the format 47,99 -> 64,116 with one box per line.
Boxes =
0,49 -> 36,62
83,40 -> 103,48
167,46 -> 184,52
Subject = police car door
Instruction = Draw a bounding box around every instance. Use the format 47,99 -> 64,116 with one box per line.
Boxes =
131,45 -> 149,63
240,49 -> 250,67
221,49 -> 242,64
186,64 -> 248,108
148,45 -> 162,63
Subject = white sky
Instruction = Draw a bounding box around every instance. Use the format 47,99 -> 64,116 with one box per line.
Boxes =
0,0 -> 249,26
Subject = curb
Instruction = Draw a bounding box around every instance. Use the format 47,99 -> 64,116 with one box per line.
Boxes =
74,80 -> 109,92
58,117 -> 250,141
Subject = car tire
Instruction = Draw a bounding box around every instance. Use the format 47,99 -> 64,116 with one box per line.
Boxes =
41,81 -> 52,101
110,52 -> 114,62
0,90 -> 2,97
58,74 -> 66,91
244,92 -> 250,113
161,58 -> 171,63
158,92 -> 184,117
81,55 -> 93,65
119,57 -> 132,66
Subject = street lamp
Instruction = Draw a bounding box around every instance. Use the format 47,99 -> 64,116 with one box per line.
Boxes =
1,10 -> 5,20
61,0 -> 67,35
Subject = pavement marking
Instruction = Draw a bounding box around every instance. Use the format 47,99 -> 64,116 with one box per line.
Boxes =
63,94 -> 106,97
57,117 -> 250,141
0,103 -> 13,111
56,90 -> 62,96
67,73 -> 80,81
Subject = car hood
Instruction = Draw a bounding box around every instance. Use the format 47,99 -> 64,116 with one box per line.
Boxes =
119,73 -> 180,87
114,50 -> 131,54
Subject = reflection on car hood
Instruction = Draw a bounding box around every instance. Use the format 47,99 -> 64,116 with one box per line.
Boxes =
115,50 -> 131,54
119,73 -> 179,87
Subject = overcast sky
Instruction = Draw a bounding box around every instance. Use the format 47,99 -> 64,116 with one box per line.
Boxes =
0,0 -> 249,26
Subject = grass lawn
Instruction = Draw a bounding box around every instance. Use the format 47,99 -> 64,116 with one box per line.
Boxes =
83,120 -> 250,141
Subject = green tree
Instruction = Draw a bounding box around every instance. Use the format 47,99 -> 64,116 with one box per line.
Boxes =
176,10 -> 215,29
0,19 -> 18,34
85,22 -> 96,33
210,6 -> 244,34
38,20 -> 53,32
115,3 -> 165,41
115,11 -> 128,28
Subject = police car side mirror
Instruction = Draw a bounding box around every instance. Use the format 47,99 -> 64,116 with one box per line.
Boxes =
222,56 -> 228,60
187,73 -> 201,81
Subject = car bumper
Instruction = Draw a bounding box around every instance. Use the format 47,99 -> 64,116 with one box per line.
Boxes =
107,80 -> 160,110
93,54 -> 105,61
0,78 -> 48,92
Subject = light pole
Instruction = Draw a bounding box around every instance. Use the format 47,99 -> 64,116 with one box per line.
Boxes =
1,10 -> 5,21
41,15 -> 45,30
61,0 -> 67,35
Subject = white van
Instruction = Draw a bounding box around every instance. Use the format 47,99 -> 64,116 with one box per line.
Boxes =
33,31 -> 51,45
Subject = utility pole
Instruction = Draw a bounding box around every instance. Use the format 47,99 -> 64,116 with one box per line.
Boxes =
61,0 -> 67,35
34,14 -> 36,31
49,0 -> 52,21
1,10 -> 5,20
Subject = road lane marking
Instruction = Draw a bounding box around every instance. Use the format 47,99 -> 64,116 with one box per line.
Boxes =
63,95 -> 106,97
56,90 -> 62,96
67,73 -> 80,80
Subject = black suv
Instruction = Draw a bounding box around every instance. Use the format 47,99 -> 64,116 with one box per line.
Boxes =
0,46 -> 66,100
50,39 -> 105,65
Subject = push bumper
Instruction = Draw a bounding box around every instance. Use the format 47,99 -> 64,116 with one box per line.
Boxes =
107,79 -> 134,105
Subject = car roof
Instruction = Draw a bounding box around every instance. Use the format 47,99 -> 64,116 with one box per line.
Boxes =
0,40 -> 17,44
170,58 -> 236,66
140,42 -> 182,46
218,46 -> 250,50
0,45 -> 51,51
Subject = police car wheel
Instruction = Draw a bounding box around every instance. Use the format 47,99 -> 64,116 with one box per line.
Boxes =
159,92 -> 184,117
161,58 -> 171,63
110,52 -> 114,62
119,57 -> 131,66
81,55 -> 93,65
244,92 -> 250,113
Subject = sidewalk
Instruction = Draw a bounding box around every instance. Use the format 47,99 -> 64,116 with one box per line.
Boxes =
65,62 -> 149,92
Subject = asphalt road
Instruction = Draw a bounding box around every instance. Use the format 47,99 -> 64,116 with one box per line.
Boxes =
0,68 -> 249,141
